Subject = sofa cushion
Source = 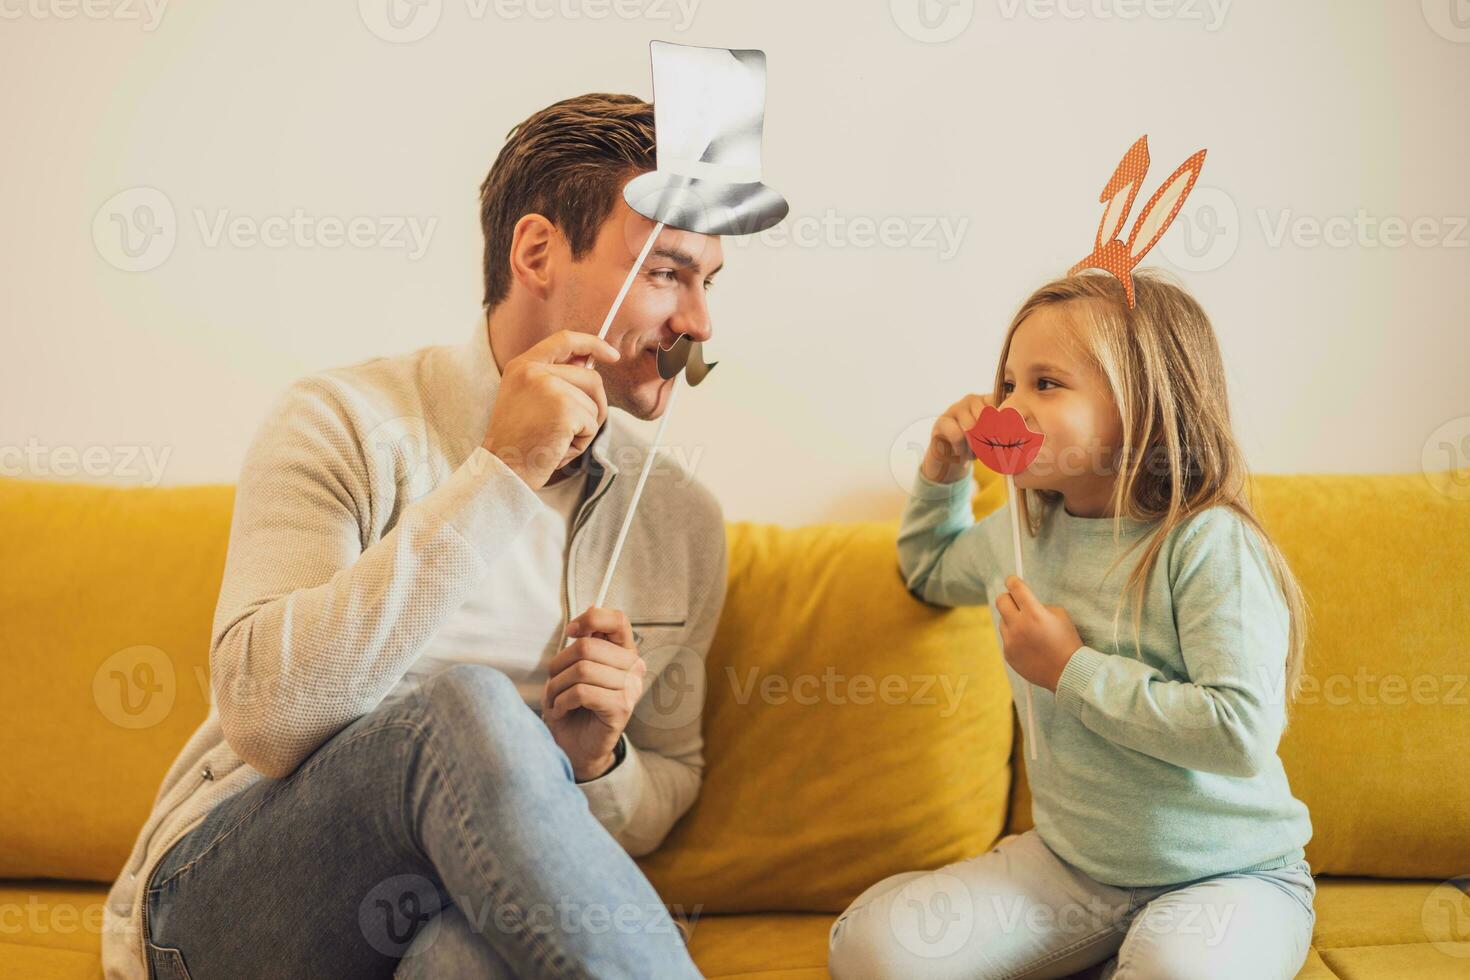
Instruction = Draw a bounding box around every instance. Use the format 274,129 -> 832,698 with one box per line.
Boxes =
679,878 -> 1470,979
0,944 -> 100,980
637,518 -> 1016,912
0,479 -> 231,882
2,877 -> 1460,979
1312,877 -> 1470,959
685,913 -> 833,979
1259,470 -> 1470,879
0,881 -> 110,956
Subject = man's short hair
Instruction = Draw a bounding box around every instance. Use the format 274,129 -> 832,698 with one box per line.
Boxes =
479,93 -> 656,311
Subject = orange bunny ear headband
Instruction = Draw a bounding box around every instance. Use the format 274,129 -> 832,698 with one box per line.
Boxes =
1068,135 -> 1207,308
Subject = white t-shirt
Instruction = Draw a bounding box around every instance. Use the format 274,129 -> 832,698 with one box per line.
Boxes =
391,466 -> 589,709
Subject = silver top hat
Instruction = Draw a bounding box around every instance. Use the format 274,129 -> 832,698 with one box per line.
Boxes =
624,41 -> 789,237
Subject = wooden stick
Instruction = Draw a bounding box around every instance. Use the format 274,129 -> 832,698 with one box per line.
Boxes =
1008,473 -> 1038,762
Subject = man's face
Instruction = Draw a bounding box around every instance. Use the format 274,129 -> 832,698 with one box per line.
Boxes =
561,199 -> 724,421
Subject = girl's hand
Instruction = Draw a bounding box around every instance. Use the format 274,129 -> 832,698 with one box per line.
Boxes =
996,575 -> 1083,692
921,393 -> 995,484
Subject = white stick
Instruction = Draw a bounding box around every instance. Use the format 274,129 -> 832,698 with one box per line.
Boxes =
594,379 -> 680,608
582,221 -> 665,367
568,218 -> 669,617
1008,473 -> 1038,762
559,221 -> 670,665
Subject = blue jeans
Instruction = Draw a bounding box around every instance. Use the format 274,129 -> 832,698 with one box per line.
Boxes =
143,663 -> 701,979
828,829 -> 1315,980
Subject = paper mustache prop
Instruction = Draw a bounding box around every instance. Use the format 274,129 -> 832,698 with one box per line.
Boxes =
965,405 -> 1046,760
656,334 -> 717,386
585,41 -> 787,611
1069,135 -> 1206,309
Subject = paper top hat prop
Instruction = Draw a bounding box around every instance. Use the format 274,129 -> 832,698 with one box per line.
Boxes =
1068,135 -> 1206,309
623,40 -> 789,237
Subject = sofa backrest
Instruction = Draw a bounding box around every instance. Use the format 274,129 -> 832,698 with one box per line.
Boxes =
0,478 -> 234,881
3,466 -> 1466,894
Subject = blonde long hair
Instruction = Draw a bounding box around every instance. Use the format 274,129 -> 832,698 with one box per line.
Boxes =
997,270 -> 1309,718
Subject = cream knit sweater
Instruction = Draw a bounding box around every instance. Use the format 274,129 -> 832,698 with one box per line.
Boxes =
101,312 -> 728,979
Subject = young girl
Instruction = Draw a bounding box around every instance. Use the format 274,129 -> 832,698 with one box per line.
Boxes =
828,270 -> 1315,980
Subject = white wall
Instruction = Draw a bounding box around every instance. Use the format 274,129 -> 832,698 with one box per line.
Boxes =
2,0 -> 1466,524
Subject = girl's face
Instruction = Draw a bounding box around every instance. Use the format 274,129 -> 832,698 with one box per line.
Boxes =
1000,302 -> 1124,518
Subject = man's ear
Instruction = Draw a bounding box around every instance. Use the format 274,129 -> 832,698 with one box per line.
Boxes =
507,213 -> 558,300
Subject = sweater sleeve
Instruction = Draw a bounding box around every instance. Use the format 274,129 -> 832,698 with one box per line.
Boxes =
576,508 -> 728,857
896,467 -> 996,608
1053,508 -> 1291,778
210,378 -> 544,779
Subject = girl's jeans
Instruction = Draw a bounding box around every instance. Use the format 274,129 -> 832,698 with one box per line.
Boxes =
828,828 -> 1315,980
143,663 -> 701,980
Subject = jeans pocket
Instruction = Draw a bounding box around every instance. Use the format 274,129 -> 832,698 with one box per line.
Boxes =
145,939 -> 194,980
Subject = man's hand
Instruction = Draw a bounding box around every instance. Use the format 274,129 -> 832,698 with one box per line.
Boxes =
542,606 -> 647,781
481,330 -> 622,490
921,393 -> 996,484
996,575 -> 1083,692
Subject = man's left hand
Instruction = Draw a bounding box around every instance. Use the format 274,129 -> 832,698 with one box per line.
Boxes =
996,575 -> 1084,692
542,606 -> 646,781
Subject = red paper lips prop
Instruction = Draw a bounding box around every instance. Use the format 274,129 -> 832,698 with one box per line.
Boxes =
965,405 -> 1044,475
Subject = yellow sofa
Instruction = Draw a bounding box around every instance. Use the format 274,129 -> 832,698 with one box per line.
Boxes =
2,465 -> 1468,979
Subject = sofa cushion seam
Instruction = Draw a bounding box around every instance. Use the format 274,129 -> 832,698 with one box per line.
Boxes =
1315,938 -> 1461,950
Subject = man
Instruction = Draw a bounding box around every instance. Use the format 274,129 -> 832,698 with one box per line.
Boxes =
102,92 -> 728,980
